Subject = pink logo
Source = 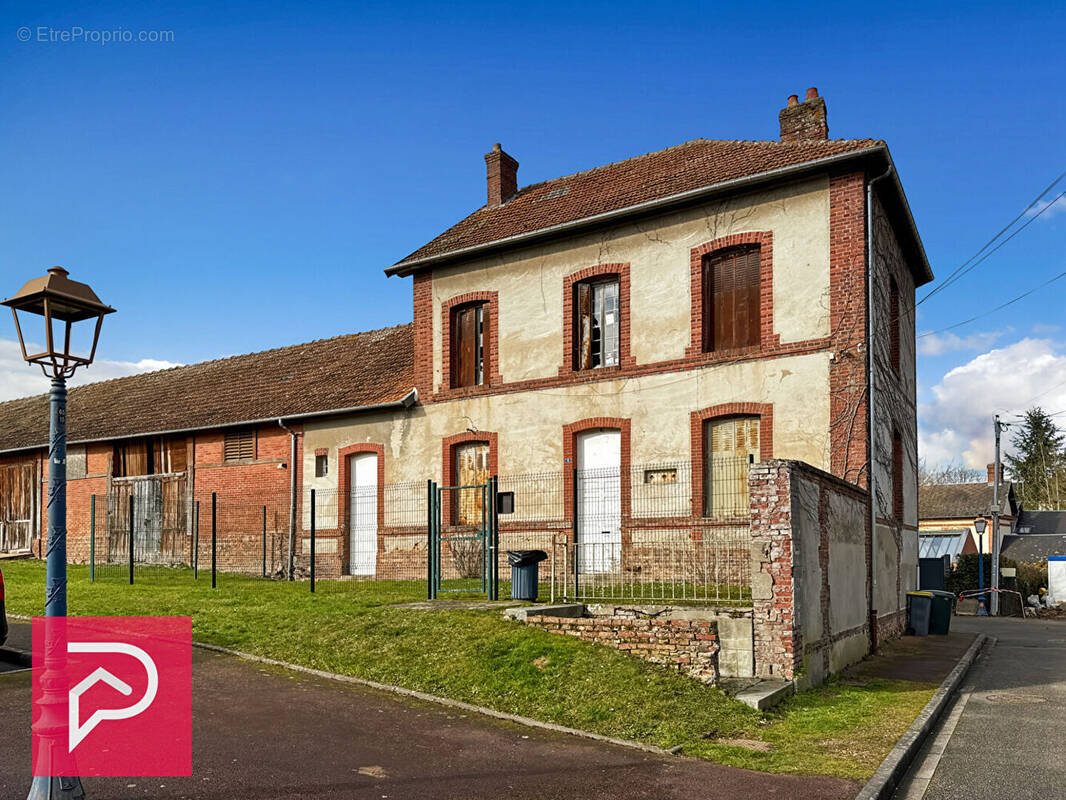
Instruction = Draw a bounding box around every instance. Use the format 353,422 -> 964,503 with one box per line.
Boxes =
32,617 -> 191,777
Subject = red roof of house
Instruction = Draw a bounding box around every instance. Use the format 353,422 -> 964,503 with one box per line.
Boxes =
390,137 -> 892,273
0,324 -> 415,453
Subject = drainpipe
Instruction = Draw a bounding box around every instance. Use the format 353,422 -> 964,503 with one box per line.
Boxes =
278,418 -> 298,580
866,163 -> 893,651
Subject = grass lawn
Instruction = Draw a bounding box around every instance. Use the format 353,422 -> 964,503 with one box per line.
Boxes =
2,560 -> 934,780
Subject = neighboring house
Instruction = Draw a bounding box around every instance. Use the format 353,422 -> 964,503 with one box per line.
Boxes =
0,90 -> 932,682
918,464 -> 1018,556
1003,509 -> 1066,583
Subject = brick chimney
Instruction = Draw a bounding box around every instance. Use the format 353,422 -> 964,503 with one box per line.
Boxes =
779,87 -> 829,143
484,143 -> 519,207
987,463 -> 1001,485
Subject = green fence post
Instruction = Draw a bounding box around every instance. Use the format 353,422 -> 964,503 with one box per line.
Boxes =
211,493 -> 217,589
128,496 -> 135,585
194,501 -> 200,579
572,467 -> 579,601
426,480 -> 434,600
262,505 -> 267,578
89,494 -> 95,582
491,476 -> 500,601
310,489 -> 316,593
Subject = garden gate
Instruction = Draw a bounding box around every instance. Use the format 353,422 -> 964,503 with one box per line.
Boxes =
427,477 -> 500,600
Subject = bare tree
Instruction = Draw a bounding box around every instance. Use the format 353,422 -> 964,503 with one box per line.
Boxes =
918,459 -> 984,486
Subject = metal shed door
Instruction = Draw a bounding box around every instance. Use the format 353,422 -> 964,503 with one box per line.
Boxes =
349,453 -> 378,576
576,429 -> 622,573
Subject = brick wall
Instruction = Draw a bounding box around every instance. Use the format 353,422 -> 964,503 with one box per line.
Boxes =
525,613 -> 719,684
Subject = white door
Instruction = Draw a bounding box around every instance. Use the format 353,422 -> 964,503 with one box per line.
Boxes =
576,430 -> 622,573
349,453 -> 378,576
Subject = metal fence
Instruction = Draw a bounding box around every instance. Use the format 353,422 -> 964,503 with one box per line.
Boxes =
77,456 -> 753,605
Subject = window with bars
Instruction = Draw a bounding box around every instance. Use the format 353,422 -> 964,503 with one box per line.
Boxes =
223,429 -> 256,461
702,245 -> 761,352
451,303 -> 485,388
574,278 -> 620,370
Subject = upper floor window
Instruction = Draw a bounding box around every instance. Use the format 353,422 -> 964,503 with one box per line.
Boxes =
575,278 -> 620,370
702,245 -> 761,352
451,302 -> 485,388
889,276 -> 901,375
224,429 -> 256,461
113,436 -> 188,477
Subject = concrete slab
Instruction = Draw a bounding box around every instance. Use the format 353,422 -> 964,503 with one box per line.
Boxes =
504,603 -> 585,621
733,679 -> 795,710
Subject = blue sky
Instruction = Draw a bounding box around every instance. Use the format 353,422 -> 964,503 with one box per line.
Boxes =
1,0 -> 1064,467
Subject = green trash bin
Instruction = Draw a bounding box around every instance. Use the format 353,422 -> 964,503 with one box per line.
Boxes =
906,591 -> 932,636
926,590 -> 955,635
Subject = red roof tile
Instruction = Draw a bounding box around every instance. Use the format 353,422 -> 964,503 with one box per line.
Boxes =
0,324 -> 414,452
391,138 -> 884,271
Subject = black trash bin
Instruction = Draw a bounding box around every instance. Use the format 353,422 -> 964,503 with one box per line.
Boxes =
926,590 -> 956,635
906,591 -> 933,636
508,550 -> 548,601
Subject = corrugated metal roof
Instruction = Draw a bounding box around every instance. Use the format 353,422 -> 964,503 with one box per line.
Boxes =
919,530 -> 968,561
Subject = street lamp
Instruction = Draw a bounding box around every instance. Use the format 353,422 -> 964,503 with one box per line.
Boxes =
4,266 -> 114,800
974,518 -> 988,617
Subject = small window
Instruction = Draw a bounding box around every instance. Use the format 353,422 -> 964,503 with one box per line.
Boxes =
889,276 -> 901,374
702,246 -> 760,352
575,279 -> 620,370
315,454 -> 329,478
224,430 -> 256,461
451,303 -> 485,388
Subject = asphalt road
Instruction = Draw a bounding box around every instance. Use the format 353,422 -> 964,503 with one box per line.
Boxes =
895,615 -> 1066,800
0,622 -> 856,800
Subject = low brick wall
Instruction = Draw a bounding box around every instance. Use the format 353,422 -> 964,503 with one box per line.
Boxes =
526,614 -> 719,683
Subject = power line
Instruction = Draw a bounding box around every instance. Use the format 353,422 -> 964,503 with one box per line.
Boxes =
917,267 -> 1066,340
913,172 -> 1066,311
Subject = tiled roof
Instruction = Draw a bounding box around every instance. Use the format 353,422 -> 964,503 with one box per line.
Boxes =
391,138 -> 885,271
1015,510 -> 1066,535
918,482 -> 1014,520
0,324 -> 414,453
1001,533 -> 1066,563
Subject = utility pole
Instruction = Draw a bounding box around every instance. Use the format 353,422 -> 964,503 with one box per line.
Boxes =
991,415 -> 1008,616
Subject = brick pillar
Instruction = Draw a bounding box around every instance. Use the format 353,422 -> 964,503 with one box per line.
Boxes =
748,460 -> 799,679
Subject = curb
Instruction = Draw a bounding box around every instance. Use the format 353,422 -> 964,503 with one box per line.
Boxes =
8,613 -> 670,756
854,633 -> 988,800
0,645 -> 32,667
191,641 -> 673,757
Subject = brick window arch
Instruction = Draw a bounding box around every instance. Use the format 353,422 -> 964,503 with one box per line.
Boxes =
440,291 -> 501,393
559,264 -> 635,375
686,233 -> 779,358
689,403 -> 773,517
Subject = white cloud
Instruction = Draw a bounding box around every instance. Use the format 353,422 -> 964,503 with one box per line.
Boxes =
917,329 -> 1005,356
1033,323 -> 1061,335
0,338 -> 181,402
1027,193 -> 1066,220
919,337 -> 1066,469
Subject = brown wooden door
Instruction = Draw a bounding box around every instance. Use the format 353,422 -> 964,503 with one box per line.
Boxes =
454,442 -> 490,525
0,462 -> 35,553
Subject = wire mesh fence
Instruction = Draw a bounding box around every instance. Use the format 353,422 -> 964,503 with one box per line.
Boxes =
75,456 -> 754,604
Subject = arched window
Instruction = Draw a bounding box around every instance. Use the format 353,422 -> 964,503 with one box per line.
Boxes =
703,416 -> 760,518
451,302 -> 485,388
703,245 -> 761,352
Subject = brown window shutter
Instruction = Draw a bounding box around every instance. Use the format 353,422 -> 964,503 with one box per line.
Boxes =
224,430 -> 255,461
453,305 -> 482,388
576,282 -> 592,370
704,246 -> 760,351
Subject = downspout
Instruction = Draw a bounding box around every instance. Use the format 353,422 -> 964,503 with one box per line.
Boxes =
278,418 -> 298,580
866,163 -> 894,651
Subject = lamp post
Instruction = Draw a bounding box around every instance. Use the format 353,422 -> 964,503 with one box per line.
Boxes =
974,518 -> 988,616
4,267 -> 114,800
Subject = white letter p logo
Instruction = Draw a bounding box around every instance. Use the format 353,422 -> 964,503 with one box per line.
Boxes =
67,642 -> 159,751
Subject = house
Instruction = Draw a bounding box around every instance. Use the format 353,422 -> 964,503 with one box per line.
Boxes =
0,89 -> 931,683
918,464 -> 1018,556
1002,510 -> 1066,594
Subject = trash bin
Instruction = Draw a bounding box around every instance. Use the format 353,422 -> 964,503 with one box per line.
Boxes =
926,590 -> 955,635
508,550 -> 548,601
906,591 -> 933,636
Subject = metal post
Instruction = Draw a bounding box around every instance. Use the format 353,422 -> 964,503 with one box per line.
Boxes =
310,489 -> 316,593
977,530 -> 986,615
128,496 -> 134,586
89,495 -> 95,582
27,375 -> 87,800
193,501 -> 199,579
490,476 -> 500,601
262,505 -> 267,578
992,415 -> 1004,615
426,480 -> 434,600
211,493 -> 217,590
572,467 -> 580,600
